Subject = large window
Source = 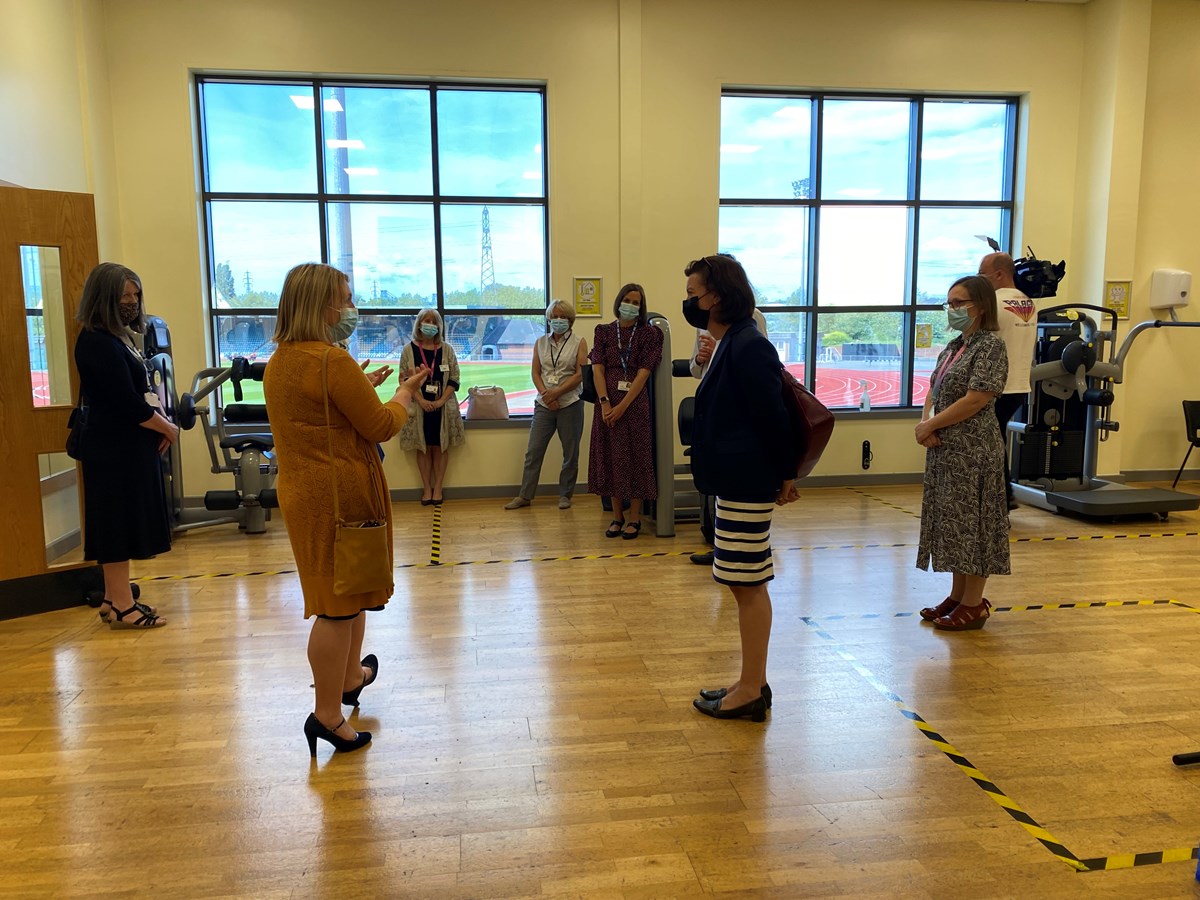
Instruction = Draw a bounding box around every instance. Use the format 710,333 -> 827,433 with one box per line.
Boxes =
197,77 -> 548,414
719,93 -> 1018,409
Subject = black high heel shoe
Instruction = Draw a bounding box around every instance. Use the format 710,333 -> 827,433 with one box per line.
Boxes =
342,654 -> 379,707
698,682 -> 772,708
304,713 -> 371,757
692,695 -> 768,722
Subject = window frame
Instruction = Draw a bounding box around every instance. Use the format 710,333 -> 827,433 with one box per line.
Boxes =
194,74 -> 550,413
719,89 -> 1019,409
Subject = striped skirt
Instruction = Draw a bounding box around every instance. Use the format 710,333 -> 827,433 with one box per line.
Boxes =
712,498 -> 775,587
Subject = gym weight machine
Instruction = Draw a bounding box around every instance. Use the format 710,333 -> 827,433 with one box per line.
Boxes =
1009,270 -> 1200,519
175,357 -> 278,533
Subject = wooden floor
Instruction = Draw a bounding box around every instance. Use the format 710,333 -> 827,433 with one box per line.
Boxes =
4,484 -> 1200,898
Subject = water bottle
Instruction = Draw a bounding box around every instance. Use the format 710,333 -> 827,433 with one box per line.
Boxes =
858,379 -> 871,412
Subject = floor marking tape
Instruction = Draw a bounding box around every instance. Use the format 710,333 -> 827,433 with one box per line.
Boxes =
804,616 -> 1200,872
802,615 -> 1086,872
805,599 -> 1182,621
847,486 -> 922,519
430,502 -> 443,566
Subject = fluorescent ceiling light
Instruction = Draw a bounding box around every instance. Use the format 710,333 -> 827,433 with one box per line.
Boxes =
323,98 -> 343,112
721,144 -> 761,154
344,167 -> 379,176
326,139 -> 365,150
521,171 -> 541,180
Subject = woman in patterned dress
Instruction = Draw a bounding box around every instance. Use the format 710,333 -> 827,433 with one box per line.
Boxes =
915,275 -> 1010,631
587,283 -> 663,539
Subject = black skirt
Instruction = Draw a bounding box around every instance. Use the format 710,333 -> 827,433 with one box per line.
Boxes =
82,446 -> 172,564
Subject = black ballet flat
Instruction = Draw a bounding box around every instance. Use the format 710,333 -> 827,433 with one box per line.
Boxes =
692,695 -> 768,722
304,713 -> 371,757
699,682 -> 772,708
342,654 -> 379,707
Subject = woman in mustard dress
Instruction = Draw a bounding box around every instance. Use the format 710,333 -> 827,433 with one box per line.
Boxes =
265,263 -> 428,757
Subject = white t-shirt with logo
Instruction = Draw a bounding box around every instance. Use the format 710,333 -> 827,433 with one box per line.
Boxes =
995,286 -> 1037,394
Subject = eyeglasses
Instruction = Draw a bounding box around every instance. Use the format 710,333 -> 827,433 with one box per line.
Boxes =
943,300 -> 974,311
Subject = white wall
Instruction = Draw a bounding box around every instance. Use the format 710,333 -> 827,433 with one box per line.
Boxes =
3,0 -> 1198,497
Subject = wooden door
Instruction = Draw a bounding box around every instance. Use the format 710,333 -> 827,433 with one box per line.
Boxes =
0,186 -> 99,584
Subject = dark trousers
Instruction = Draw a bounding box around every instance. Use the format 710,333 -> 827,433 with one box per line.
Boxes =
700,493 -> 716,545
995,392 -> 1026,498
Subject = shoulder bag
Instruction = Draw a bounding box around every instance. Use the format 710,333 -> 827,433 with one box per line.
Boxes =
322,349 -> 393,596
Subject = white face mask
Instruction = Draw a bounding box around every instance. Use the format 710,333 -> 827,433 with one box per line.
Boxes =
549,318 -> 570,335
329,306 -> 358,342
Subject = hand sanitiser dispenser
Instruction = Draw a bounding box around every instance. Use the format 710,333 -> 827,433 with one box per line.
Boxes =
1150,268 -> 1191,313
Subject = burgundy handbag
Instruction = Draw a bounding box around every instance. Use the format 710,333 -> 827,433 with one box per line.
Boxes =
780,367 -> 835,479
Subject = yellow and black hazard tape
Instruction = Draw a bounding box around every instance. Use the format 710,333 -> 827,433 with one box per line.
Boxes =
805,599 -> 1187,621
133,569 -> 296,582
801,615 -> 1089,871
430,502 -> 443,566
847,487 -> 922,519
1079,846 -> 1199,871
1013,531 -> 1200,543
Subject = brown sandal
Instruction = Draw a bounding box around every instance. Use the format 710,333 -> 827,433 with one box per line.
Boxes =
933,598 -> 991,631
919,597 -> 958,622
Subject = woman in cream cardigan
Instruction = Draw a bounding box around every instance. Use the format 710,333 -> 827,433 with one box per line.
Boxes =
265,263 -> 427,757
396,309 -> 466,504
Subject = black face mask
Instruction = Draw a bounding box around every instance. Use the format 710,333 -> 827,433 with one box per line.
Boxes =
682,296 -> 710,329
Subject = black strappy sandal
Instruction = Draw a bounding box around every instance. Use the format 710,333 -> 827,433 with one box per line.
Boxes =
99,599 -> 157,624
110,603 -> 166,629
605,519 -> 625,538
621,521 -> 642,540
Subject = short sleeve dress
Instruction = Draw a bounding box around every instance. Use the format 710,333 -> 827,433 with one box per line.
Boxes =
587,320 -> 663,499
916,329 -> 1011,577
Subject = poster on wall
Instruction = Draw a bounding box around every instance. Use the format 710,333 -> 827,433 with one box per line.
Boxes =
1104,280 -> 1131,320
573,277 -> 602,317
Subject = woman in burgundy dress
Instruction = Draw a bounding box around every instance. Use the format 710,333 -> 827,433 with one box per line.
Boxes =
587,283 -> 663,539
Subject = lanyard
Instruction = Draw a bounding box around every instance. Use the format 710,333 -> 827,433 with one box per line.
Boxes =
547,332 -> 571,371
930,342 -> 967,403
417,341 -> 439,375
615,321 -> 637,374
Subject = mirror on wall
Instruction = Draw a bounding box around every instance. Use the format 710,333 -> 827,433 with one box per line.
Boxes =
40,452 -> 83,567
22,245 -> 71,407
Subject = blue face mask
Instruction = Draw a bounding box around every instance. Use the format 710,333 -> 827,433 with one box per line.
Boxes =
419,322 -> 439,338
328,306 -> 358,342
548,318 -> 570,335
947,306 -> 973,331
618,302 -> 640,321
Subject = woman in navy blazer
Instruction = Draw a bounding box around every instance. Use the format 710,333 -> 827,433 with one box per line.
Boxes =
684,254 -> 798,722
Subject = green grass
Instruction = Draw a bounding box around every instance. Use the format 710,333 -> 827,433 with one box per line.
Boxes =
220,360 -> 537,409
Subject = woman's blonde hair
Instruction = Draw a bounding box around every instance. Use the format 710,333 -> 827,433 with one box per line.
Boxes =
273,263 -> 347,344
411,307 -> 445,342
546,299 -> 576,325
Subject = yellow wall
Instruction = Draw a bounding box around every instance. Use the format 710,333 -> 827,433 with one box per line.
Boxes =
4,0 -> 1199,499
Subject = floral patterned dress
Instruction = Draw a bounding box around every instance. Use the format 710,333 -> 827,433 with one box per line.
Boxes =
916,329 -> 1011,576
587,320 -> 663,499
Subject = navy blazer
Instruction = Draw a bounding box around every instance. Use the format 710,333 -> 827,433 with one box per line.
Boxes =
690,317 -> 793,501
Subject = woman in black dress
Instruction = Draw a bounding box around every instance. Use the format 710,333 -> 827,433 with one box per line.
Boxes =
74,263 -> 179,628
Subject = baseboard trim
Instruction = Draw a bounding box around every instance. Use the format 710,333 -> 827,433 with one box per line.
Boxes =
0,565 -> 102,620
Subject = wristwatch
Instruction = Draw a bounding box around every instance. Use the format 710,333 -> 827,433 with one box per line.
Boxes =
599,396 -> 609,403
